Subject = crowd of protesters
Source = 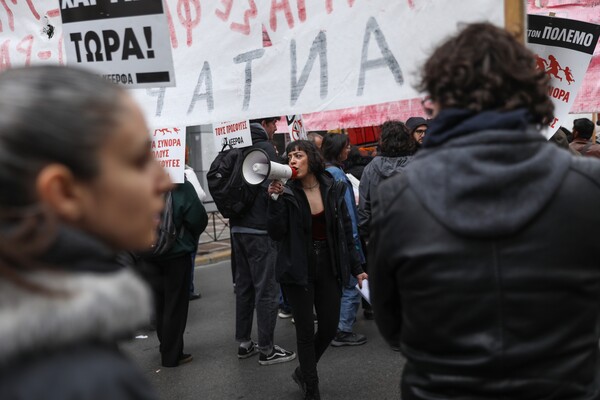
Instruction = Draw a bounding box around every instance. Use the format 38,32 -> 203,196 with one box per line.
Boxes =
2,20 -> 600,400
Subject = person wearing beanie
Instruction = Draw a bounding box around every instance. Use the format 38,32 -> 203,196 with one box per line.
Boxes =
405,116 -> 428,147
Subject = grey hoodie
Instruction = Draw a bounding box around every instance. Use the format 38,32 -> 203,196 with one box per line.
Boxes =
358,155 -> 412,238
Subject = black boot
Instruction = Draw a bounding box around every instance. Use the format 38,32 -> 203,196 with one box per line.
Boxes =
305,377 -> 321,400
292,366 -> 306,395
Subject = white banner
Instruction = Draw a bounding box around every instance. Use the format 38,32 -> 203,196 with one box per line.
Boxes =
2,1 -> 505,127
212,120 -> 252,152
151,126 -> 185,183
526,14 -> 600,138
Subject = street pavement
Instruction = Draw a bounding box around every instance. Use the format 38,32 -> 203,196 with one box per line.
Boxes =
121,260 -> 406,400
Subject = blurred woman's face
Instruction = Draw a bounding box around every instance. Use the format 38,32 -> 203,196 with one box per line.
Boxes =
74,95 -> 171,250
288,148 -> 310,179
339,142 -> 351,162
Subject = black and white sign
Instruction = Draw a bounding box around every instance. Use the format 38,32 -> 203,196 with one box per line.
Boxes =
59,0 -> 175,88
527,15 -> 600,138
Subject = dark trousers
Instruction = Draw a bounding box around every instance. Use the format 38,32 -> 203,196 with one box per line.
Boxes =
146,254 -> 192,367
232,233 -> 279,353
283,243 -> 341,383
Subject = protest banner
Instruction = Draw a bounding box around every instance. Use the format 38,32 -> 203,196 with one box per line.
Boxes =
59,0 -> 175,88
212,120 -> 252,152
4,1 -> 510,128
152,126 -> 185,183
527,14 -> 600,138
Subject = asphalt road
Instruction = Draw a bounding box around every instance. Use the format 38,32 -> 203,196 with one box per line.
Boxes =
121,260 -> 406,400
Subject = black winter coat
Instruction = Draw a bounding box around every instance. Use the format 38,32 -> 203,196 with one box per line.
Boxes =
267,172 -> 363,288
0,226 -> 157,400
230,123 -> 280,231
371,116 -> 600,399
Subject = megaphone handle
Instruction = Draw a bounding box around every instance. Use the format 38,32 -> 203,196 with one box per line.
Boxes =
270,178 -> 288,201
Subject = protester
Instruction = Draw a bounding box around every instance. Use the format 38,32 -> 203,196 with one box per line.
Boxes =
268,140 -> 367,400
0,65 -> 170,399
358,120 -> 415,240
405,116 -> 428,148
231,116 -> 296,365
184,152 -> 207,301
142,180 -> 208,367
307,131 -> 324,149
569,118 -> 600,157
344,146 -> 372,181
321,133 -> 367,347
371,22 -> 600,399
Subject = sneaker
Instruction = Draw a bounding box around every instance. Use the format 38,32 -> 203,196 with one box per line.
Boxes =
330,331 -> 367,347
278,309 -> 293,319
258,345 -> 296,365
189,292 -> 201,301
237,341 -> 258,359
178,353 -> 193,365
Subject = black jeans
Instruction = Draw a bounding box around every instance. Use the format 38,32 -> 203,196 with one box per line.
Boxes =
145,254 -> 192,367
283,241 -> 341,382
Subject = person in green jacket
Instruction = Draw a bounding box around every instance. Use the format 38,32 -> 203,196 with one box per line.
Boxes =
145,180 -> 208,367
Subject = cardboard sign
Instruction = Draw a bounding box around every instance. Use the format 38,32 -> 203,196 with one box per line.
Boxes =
212,120 -> 252,152
151,126 -> 185,183
527,14 -> 600,138
60,0 -> 175,88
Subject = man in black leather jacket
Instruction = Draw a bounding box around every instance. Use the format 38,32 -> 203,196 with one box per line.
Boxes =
370,23 -> 600,400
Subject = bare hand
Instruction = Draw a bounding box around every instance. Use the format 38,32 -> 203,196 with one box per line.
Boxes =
356,272 -> 368,289
268,180 -> 284,197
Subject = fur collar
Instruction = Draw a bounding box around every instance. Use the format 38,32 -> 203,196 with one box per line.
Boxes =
0,268 -> 152,364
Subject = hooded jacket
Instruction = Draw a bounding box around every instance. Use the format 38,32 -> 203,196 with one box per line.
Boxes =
370,109 -> 600,400
230,123 -> 279,232
358,155 -> 412,238
267,172 -> 363,288
0,226 -> 157,400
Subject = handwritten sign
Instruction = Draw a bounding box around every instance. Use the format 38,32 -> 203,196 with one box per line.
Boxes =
286,114 -> 307,141
152,126 -> 185,183
527,14 -> 600,138
212,120 -> 252,152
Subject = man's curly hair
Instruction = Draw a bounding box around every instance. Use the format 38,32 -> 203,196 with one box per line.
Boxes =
417,23 -> 554,125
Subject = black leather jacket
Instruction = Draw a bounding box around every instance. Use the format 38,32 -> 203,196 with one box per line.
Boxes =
268,172 -> 363,288
371,127 -> 600,399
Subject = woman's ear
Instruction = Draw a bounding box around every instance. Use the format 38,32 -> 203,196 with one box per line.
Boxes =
35,164 -> 86,223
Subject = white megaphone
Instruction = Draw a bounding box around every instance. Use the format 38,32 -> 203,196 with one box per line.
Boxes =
242,148 -> 298,200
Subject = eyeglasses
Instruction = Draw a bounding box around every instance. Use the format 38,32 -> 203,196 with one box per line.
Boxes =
414,129 -> 426,135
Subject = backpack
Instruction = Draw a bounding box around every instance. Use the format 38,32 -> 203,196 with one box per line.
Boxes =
207,145 -> 260,219
140,190 -> 182,259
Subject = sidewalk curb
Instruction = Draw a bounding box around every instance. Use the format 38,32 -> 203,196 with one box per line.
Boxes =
195,249 -> 231,266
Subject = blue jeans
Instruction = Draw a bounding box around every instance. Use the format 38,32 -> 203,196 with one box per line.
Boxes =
338,275 -> 360,333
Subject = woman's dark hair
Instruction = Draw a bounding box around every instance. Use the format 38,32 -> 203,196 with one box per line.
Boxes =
0,66 -> 125,292
321,133 -> 350,164
380,121 -> 416,156
286,140 -> 325,175
0,66 -> 125,207
418,23 -> 554,125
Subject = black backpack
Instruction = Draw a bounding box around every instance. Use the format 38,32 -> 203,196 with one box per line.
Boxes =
207,145 -> 259,219
140,190 -> 183,259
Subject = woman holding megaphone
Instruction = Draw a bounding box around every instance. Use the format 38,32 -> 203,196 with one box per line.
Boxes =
267,140 -> 367,400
